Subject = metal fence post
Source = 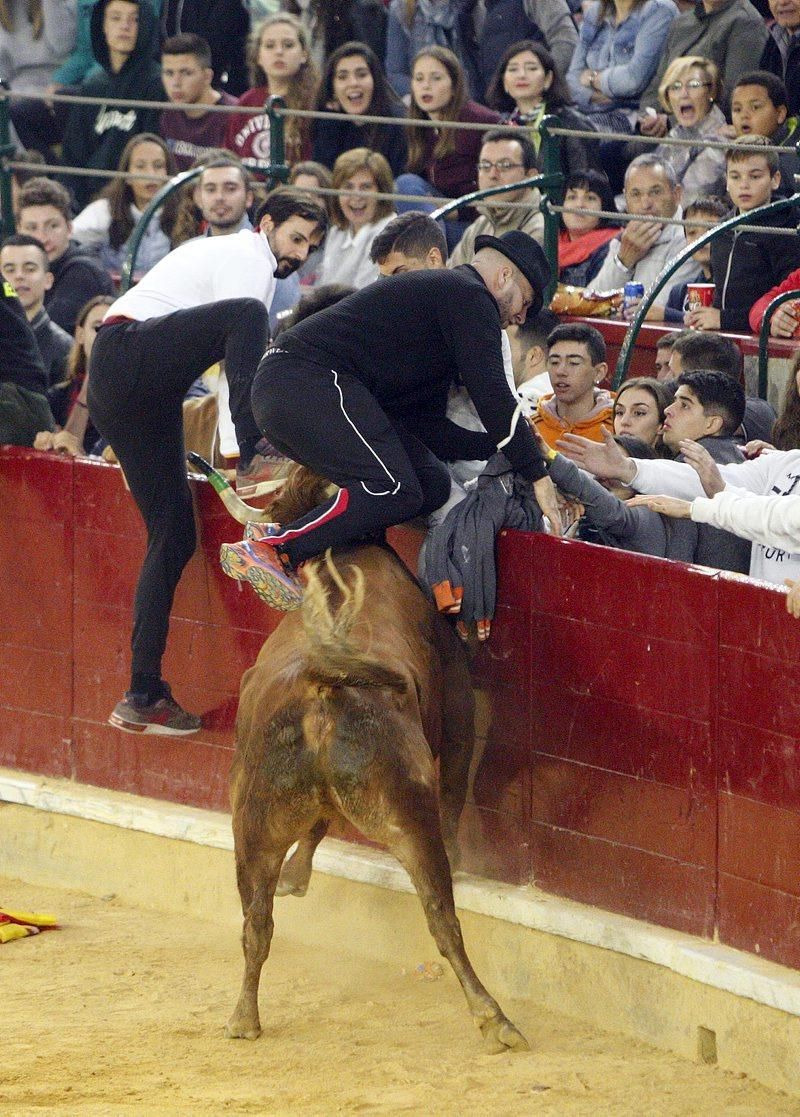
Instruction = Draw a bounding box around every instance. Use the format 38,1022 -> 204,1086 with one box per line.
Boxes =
539,115 -> 563,304
613,192 -> 800,391
757,287 -> 800,400
0,82 -> 16,238
266,95 -> 289,186
120,166 -> 201,292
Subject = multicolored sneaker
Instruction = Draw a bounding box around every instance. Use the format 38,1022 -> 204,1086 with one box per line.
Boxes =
243,521 -> 280,542
219,538 -> 303,611
109,686 -> 202,736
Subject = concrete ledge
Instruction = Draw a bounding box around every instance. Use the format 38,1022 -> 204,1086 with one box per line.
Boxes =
3,768 -> 800,1098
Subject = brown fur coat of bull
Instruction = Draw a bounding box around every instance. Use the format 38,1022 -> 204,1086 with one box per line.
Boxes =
226,467 -> 528,1053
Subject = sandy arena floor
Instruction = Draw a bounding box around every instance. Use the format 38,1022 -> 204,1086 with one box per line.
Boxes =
2,876 -> 798,1117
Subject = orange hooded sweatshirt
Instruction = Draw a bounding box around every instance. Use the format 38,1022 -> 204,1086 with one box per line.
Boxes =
532,389 -> 615,449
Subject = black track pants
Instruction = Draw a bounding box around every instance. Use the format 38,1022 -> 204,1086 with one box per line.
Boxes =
88,298 -> 269,681
251,347 -> 451,567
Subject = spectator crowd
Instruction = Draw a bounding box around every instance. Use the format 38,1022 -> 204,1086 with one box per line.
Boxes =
2,0 -> 800,639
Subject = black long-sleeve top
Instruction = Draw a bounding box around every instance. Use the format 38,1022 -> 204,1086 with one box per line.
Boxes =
0,281 -> 48,395
712,204 -> 800,332
278,266 -> 548,481
311,102 -> 408,177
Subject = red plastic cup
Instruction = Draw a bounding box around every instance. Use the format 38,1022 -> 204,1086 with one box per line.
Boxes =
686,283 -> 715,310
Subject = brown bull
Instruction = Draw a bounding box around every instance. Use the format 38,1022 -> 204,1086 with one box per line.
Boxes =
225,466 -> 528,1053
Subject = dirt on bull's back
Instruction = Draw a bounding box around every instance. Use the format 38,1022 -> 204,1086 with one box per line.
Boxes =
1,876 -> 798,1117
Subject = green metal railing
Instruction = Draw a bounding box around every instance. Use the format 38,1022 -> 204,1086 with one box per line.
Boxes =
0,85 -> 16,238
757,288 -> 800,400
613,192 -> 800,391
431,115 -> 563,303
121,96 -> 289,290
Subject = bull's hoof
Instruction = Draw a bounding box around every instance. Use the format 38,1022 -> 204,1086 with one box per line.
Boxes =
275,875 -> 308,897
479,1015 -> 530,1054
224,1016 -> 262,1040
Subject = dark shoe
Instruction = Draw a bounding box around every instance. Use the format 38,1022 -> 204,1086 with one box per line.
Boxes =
236,445 -> 287,499
219,538 -> 303,611
109,687 -> 202,736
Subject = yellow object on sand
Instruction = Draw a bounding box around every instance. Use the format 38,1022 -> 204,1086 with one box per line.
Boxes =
0,908 -> 59,942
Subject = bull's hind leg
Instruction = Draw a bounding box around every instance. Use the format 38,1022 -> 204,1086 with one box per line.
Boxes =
276,819 -> 330,896
226,846 -> 287,1040
437,623 -> 477,868
387,791 -> 529,1054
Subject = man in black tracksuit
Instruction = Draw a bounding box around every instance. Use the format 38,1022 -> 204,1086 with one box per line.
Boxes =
221,231 -> 561,610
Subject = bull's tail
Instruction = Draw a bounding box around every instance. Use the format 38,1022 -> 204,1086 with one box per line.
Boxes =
302,551 -> 406,692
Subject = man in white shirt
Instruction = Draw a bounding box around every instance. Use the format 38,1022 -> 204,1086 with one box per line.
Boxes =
88,188 -> 327,737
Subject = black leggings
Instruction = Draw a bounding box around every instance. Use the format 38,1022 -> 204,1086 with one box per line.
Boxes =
88,298 -> 268,683
251,348 -> 451,567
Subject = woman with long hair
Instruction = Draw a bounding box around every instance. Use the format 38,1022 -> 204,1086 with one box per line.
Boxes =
396,45 -> 499,243
42,293 -> 115,454
311,41 -> 408,176
613,376 -> 673,449
71,133 -> 180,281
772,350 -> 800,451
485,40 -> 597,177
224,13 -> 318,169
318,147 -> 396,287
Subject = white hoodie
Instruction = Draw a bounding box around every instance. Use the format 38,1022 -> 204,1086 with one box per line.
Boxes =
632,449 -> 800,584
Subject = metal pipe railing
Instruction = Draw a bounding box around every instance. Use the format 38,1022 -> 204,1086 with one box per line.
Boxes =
0,82 -> 16,237
613,192 -> 800,391
431,115 -> 563,301
121,97 -> 289,288
757,288 -> 800,400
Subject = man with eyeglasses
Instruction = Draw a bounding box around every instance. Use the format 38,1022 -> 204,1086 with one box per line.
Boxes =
592,153 -> 698,307
448,129 -> 544,268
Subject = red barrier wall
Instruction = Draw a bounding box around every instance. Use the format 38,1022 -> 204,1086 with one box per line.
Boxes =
2,449 -> 799,970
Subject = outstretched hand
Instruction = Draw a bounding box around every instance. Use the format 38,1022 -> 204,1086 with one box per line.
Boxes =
785,579 -> 800,618
626,493 -> 692,518
33,430 -> 82,456
677,439 -> 724,497
556,427 -> 635,481
533,474 -> 563,535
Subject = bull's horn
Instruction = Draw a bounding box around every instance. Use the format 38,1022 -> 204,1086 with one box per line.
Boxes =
187,452 -> 283,524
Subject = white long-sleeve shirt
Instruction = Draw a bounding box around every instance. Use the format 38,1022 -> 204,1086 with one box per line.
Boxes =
317,214 -> 396,291
631,449 -> 800,584
691,490 -> 800,557
106,228 -> 277,322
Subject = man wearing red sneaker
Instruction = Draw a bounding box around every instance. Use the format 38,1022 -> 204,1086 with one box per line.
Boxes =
220,231 -> 562,610
89,188 -> 327,736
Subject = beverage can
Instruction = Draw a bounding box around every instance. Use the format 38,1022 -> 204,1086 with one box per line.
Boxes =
686,283 -> 715,310
622,281 -> 645,314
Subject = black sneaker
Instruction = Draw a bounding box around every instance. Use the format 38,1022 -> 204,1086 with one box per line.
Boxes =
109,687 -> 201,736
